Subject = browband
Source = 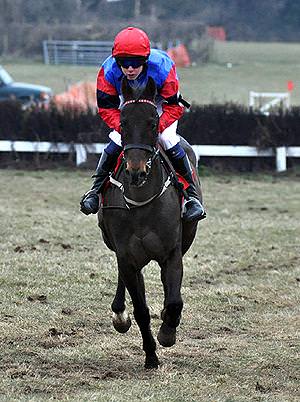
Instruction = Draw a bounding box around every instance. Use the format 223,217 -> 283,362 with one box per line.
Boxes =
123,99 -> 156,108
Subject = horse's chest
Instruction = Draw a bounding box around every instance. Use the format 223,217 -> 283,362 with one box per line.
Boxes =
102,183 -> 181,260
105,210 -> 180,260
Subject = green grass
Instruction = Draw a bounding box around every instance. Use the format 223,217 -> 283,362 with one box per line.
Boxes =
1,41 -> 300,105
0,62 -> 98,95
212,41 -> 300,65
180,41 -> 300,105
0,169 -> 299,401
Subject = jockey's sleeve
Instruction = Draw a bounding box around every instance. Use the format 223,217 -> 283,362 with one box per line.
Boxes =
158,64 -> 184,133
96,67 -> 121,132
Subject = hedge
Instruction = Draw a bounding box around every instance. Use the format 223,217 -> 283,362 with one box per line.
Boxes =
1,101 -> 299,149
0,101 -> 109,144
179,104 -> 299,148
1,101 -> 300,171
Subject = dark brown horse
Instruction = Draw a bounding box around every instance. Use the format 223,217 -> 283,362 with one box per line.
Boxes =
98,77 -> 203,369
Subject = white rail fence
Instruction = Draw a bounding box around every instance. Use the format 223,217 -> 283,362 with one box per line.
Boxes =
249,91 -> 290,116
1,141 -> 299,172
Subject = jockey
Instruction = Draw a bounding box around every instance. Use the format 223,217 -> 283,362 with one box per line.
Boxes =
80,26 -> 205,222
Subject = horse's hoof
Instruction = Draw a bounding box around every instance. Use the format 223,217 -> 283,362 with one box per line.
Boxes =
144,354 -> 160,369
112,311 -> 131,333
157,323 -> 176,347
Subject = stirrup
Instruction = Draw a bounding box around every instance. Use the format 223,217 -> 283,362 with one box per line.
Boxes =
182,197 -> 206,222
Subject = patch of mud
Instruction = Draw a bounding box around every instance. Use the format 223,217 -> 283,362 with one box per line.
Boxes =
27,294 -> 47,303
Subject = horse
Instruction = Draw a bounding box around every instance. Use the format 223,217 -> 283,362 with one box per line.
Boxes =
98,77 -> 203,369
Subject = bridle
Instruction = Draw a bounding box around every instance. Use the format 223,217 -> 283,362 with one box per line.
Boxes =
121,98 -> 158,155
121,97 -> 159,181
106,98 -> 172,209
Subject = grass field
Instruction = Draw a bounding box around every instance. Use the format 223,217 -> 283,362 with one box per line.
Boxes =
0,169 -> 299,401
2,41 -> 300,105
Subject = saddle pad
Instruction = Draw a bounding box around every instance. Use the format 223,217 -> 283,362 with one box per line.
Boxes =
101,152 -> 124,202
176,173 -> 189,191
114,151 -> 125,174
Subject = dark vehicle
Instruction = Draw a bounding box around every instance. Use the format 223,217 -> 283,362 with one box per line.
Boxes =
0,65 -> 52,107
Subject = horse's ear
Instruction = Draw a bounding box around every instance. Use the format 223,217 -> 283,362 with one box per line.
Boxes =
143,77 -> 157,101
121,77 -> 135,101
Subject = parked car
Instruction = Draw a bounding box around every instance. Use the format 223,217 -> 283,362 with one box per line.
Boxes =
0,65 -> 52,108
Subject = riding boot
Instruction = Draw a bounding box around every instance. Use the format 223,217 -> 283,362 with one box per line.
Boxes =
80,147 -> 121,215
166,147 -> 206,222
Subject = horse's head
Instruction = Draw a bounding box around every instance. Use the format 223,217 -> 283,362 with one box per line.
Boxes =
120,77 -> 159,187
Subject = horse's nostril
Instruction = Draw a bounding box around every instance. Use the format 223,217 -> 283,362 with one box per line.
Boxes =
139,171 -> 146,180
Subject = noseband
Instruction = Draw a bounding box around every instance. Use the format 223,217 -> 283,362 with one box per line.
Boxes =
123,143 -> 155,153
123,144 -> 160,187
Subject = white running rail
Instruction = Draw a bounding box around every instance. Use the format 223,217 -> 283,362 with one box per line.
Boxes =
0,140 -> 299,172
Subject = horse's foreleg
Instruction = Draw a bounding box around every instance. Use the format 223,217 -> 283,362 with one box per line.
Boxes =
158,246 -> 183,347
111,273 -> 131,333
118,262 -> 159,369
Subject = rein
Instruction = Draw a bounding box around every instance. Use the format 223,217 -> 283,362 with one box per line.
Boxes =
102,148 -> 173,209
109,173 -> 172,209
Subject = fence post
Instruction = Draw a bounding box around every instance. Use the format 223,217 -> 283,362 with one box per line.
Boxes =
249,91 -> 255,108
43,41 -> 49,65
54,43 -> 58,65
75,144 -> 87,166
276,147 -> 287,172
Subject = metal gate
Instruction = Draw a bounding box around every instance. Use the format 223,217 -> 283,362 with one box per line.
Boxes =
43,40 -> 113,65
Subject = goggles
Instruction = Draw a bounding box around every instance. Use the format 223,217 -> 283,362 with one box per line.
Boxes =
117,57 -> 146,69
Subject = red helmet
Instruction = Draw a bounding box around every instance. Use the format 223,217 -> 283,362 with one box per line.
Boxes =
112,27 -> 150,58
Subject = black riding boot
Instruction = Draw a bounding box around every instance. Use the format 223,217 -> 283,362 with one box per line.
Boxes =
169,153 -> 206,222
80,150 -> 121,215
